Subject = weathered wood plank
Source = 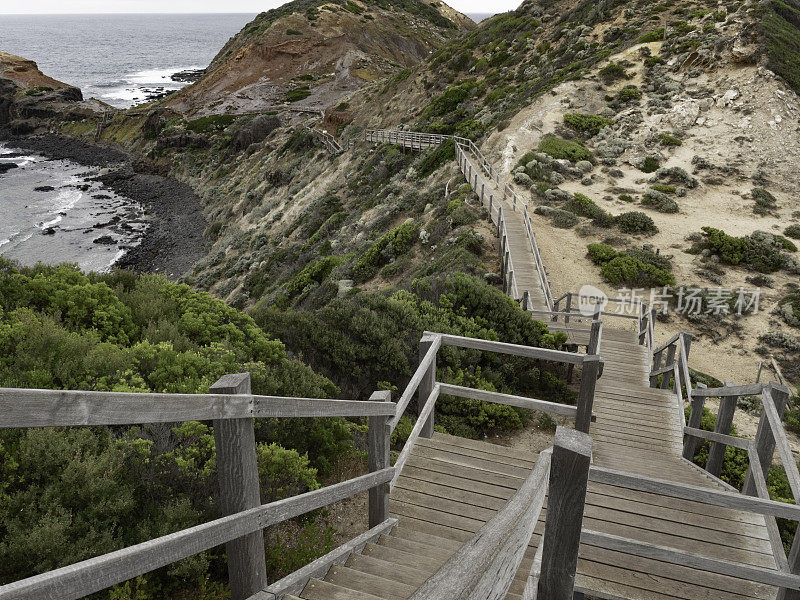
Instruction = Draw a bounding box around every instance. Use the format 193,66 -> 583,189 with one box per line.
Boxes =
581,529 -> 797,589
538,428 -> 592,599
438,383 -> 581,420
589,465 -> 800,520
0,387 -> 396,428
253,519 -> 397,600
392,384 -> 441,489
435,333 -> 587,365
389,335 -> 442,431
369,391 -> 392,527
211,374 -> 266,600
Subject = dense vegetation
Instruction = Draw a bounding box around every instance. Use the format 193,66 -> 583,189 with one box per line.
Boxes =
587,244 -> 675,287
0,261 -> 352,598
254,273 -> 574,439
689,227 -> 799,274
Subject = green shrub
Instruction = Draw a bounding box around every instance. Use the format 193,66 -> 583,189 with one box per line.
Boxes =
185,114 -> 236,134
599,62 -> 628,83
696,227 -> 792,273
651,184 -> 676,193
600,255 -> 675,287
617,87 -> 642,102
562,113 -> 614,136
619,194 -> 634,203
285,86 -> 311,102
587,243 -> 618,264
660,133 -> 683,146
616,211 -> 658,235
417,139 -> 455,178
763,0 -> 800,95
353,222 -> 420,282
565,193 -> 602,218
551,209 -> 579,228
286,28 -> 302,35
785,225 -> 800,239
779,292 -> 800,327
642,189 -> 678,213
256,442 -> 319,503
638,156 -> 660,173
538,136 -> 594,162
639,28 -> 665,42
753,187 -> 778,216
286,256 -> 343,300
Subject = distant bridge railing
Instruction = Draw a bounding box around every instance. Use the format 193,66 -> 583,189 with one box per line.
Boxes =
305,126 -> 343,155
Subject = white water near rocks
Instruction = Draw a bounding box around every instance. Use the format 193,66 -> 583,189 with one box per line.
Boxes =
0,143 -> 146,272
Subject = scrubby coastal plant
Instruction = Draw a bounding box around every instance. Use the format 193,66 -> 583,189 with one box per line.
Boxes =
538,136 -> 594,162
586,244 -> 674,286
616,211 -> 659,235
562,113 -> 614,136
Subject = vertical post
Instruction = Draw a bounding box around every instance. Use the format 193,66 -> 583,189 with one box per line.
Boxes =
744,383 -> 791,495
488,194 -> 494,216
564,293 -> 572,325
538,427 -> 593,600
418,334 -> 437,439
576,356 -> 600,434
587,319 -> 602,356
522,290 -> 530,312
369,390 -> 391,528
705,383 -> 737,478
211,373 -> 267,600
650,347 -> 664,388
659,343 -> 676,389
497,205 -> 503,236
481,182 -> 485,206
638,311 -> 649,345
778,540 -> 800,600
683,383 -> 706,459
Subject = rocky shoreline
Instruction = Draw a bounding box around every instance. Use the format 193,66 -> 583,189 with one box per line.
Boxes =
3,133 -> 208,278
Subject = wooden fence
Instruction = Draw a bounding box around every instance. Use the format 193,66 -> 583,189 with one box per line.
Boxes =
0,321 -> 604,600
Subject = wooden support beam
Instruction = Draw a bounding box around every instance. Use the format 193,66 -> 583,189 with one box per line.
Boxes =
576,356 -> 600,434
418,334 -> 437,438
683,383 -> 706,459
538,428 -> 593,600
706,382 -> 738,478
368,391 -> 391,528
659,344 -> 676,389
211,373 -> 267,600
743,383 -> 790,496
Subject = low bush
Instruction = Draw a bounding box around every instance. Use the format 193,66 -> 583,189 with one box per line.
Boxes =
642,189 -> 678,213
779,292 -> 800,327
638,156 -> 660,173
353,222 -> 419,282
562,113 -> 614,136
538,136 -> 594,162
599,62 -> 628,83
551,209 -> 579,228
285,86 -> 311,102
587,243 -> 618,264
786,225 -> 800,239
752,187 -> 778,216
651,184 -> 676,193
185,114 -> 236,134
660,133 -> 682,146
694,227 -> 795,273
601,255 -> 675,287
616,211 -> 659,235
639,28 -> 665,42
417,138 -> 455,178
617,86 -> 642,102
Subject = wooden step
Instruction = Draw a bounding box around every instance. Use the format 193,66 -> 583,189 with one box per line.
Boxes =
325,564 -> 413,600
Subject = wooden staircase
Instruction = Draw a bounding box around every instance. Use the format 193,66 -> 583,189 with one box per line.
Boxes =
284,332 -> 778,600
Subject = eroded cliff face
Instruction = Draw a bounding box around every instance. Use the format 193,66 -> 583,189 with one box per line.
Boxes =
163,0 -> 473,117
0,53 -> 105,133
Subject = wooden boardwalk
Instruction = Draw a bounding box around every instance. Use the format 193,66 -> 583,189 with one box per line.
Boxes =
285,327 -> 778,600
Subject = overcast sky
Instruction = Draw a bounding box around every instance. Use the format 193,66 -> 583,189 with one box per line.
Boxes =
0,0 -> 519,15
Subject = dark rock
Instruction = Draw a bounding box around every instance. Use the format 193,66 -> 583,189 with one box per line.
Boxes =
93,235 -> 115,245
34,185 -> 55,192
41,227 -> 56,235
171,69 -> 205,83
230,115 -> 282,152
0,163 -> 18,174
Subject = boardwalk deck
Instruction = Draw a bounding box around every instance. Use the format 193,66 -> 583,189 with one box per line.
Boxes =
289,331 -> 777,600
283,130 -> 784,600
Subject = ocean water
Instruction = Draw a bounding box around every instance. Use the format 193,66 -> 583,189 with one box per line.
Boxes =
0,143 -> 147,272
0,13 -> 255,108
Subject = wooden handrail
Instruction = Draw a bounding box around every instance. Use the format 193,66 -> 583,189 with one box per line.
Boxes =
388,333 -> 442,431
438,383 -> 593,421
391,383 -> 441,488
436,332 -> 591,365
408,450 -> 551,600
0,387 -> 397,428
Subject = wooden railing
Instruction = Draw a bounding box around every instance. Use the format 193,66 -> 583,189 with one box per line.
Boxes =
364,129 -> 555,315
0,374 -> 396,600
305,126 -> 343,155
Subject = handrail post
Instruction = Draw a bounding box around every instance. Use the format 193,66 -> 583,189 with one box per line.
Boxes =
638,311 -> 649,345
683,383 -> 706,459
744,383 -> 791,495
576,355 -> 600,434
369,390 -> 391,527
587,319 -> 602,356
650,346 -> 664,387
659,343 -> 677,389
706,382 -> 738,478
418,334 -> 437,439
564,293 -> 572,325
538,427 -> 593,600
210,373 -> 267,600
522,290 -> 530,312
